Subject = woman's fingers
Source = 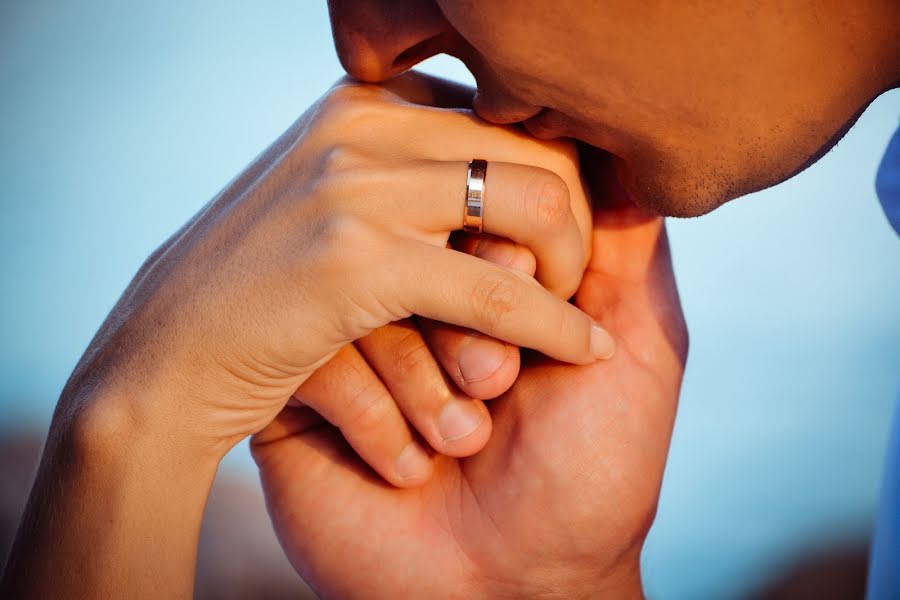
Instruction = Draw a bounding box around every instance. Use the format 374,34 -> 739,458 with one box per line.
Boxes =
292,344 -> 434,488
338,160 -> 585,298
381,238 -> 615,364
355,320 -> 494,457
322,80 -> 594,273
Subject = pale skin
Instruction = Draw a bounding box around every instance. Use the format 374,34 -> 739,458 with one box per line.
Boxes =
0,73 -> 630,598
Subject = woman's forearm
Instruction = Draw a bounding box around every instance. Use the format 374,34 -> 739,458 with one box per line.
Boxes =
0,392 -> 220,599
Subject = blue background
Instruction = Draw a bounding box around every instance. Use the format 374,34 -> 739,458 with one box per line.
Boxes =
1,1 -> 898,597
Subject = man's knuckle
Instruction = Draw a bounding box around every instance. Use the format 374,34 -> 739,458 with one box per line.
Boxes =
392,337 -> 434,376
342,381 -> 391,432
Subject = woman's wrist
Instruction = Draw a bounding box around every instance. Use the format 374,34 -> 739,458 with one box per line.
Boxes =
63,359 -> 240,468
65,386 -> 223,479
2,384 -> 222,599
0,386 -> 218,598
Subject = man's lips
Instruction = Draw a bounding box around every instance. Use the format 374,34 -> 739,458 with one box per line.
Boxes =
472,94 -> 543,125
522,108 -> 567,139
469,91 -> 571,140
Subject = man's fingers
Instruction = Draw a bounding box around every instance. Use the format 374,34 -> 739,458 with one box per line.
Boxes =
292,344 -> 434,488
416,319 -> 520,400
451,232 -> 537,275
251,404 -> 328,446
384,239 -> 615,365
355,320 -> 494,457
418,233 -> 534,399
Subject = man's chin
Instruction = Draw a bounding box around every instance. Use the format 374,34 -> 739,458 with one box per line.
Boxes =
627,189 -> 727,219
613,158 -> 737,219
577,142 -> 737,218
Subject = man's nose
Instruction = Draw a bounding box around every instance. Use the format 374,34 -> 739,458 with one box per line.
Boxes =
328,0 -> 452,82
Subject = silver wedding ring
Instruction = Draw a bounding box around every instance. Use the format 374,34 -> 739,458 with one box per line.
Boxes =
463,159 -> 487,233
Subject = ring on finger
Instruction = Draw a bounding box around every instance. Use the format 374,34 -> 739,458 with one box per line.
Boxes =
463,159 -> 487,233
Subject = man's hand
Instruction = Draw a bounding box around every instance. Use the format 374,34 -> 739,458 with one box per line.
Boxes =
252,149 -> 688,598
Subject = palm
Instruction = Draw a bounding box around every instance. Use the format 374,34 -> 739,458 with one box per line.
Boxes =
252,163 -> 687,599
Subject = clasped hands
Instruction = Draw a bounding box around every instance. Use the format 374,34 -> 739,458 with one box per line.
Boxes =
52,71 -> 688,599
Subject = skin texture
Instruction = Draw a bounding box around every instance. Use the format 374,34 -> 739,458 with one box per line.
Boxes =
328,0 -> 900,216
252,146 -> 688,599
0,74 -> 617,599
6,1 -> 895,597
256,3 -> 896,594
292,73 -> 602,477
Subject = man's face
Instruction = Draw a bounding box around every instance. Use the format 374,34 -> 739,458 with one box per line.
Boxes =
327,0 -> 898,216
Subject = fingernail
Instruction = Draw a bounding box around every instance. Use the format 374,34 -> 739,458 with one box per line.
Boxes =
395,442 -> 431,481
591,323 -> 616,359
457,333 -> 508,383
438,401 -> 485,442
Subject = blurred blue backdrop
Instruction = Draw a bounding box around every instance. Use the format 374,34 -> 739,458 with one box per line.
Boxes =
1,1 -> 898,598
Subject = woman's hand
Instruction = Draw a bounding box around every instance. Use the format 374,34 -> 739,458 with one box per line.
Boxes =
0,73 -> 613,599
290,72 -> 607,485
66,73 -> 610,471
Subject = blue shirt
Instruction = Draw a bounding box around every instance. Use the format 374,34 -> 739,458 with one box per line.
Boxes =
867,123 -> 900,599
